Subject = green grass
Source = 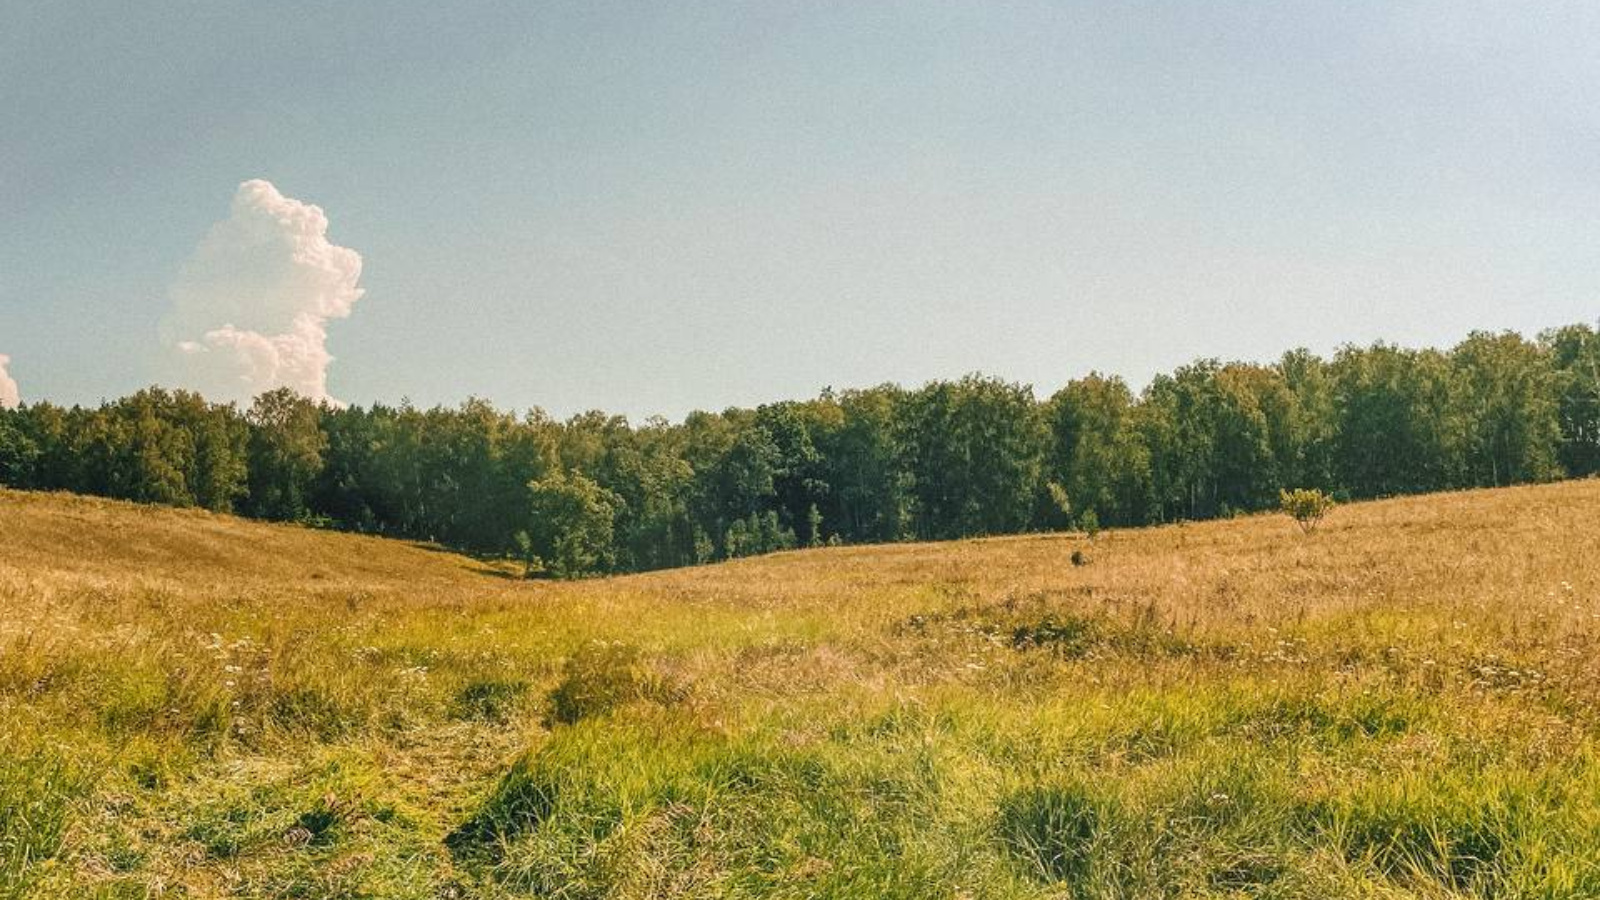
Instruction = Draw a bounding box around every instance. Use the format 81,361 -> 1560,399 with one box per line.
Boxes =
2,482 -> 1600,897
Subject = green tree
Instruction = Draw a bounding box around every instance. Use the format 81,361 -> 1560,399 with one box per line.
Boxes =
1543,323 -> 1600,477
755,401 -> 830,546
1330,345 -> 1457,497
528,469 -> 621,577
1139,362 -> 1221,521
1449,331 -> 1562,486
898,375 -> 1045,539
1045,374 -> 1152,527
0,407 -> 39,487
1277,349 -> 1338,491
815,386 -> 911,543
1212,364 -> 1294,514
246,388 -> 328,521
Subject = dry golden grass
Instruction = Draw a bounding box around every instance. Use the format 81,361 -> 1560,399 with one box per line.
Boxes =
2,481 -> 1599,898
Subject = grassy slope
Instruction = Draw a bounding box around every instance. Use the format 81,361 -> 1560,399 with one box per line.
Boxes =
2,482 -> 1599,898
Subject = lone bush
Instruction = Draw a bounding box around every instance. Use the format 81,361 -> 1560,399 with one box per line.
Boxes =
1279,488 -> 1335,533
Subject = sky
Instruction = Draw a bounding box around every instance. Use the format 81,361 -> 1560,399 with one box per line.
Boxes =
2,1 -> 1597,417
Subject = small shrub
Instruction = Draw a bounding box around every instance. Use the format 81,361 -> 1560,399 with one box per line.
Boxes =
1078,508 -> 1100,539
1070,549 -> 1088,567
1279,488 -> 1335,533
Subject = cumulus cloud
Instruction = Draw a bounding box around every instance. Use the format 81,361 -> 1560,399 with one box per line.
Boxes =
0,355 -> 18,409
163,179 -> 365,406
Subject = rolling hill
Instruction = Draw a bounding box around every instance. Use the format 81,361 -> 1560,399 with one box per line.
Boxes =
3,482 -> 1599,898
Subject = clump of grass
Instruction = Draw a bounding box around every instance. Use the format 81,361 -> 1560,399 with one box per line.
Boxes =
0,744 -> 93,900
1010,613 -> 1103,656
1008,611 -> 1199,660
1302,769 -> 1549,894
268,685 -> 358,740
451,678 -> 528,724
996,782 -> 1103,883
547,641 -> 679,726
445,754 -> 561,857
174,752 -> 385,864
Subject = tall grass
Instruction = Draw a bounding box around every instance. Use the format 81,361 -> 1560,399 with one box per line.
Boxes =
0,739 -> 93,900
0,482 -> 1598,897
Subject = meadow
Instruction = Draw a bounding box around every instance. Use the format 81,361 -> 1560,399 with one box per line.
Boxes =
2,481 -> 1599,898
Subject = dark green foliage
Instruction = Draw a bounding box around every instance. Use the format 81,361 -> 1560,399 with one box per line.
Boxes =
0,324 -> 1591,575
1545,323 -> 1600,476
898,375 -> 1046,539
293,796 -> 344,847
244,388 -> 326,521
1046,374 -> 1150,527
0,410 -> 40,487
1330,344 -> 1458,497
1450,331 -> 1563,487
527,469 -> 620,578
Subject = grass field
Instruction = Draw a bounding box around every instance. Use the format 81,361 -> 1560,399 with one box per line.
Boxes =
3,482 -> 1600,899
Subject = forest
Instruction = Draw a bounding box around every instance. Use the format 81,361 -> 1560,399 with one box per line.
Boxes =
2,324 -> 1596,577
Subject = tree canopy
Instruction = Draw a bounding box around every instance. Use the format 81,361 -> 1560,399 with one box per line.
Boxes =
1,325 -> 1593,576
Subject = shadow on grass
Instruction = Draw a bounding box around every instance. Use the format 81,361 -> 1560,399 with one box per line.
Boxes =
406,541 -> 531,580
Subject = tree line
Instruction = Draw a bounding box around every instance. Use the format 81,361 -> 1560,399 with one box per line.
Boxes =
1,324 -> 1596,576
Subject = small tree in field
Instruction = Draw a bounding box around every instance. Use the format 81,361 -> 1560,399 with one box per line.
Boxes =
1078,508 -> 1101,540
1279,488 -> 1335,533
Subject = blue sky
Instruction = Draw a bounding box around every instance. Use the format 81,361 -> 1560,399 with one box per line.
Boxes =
3,1 -> 1597,417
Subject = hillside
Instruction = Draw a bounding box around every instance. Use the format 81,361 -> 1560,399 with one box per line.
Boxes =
3,482 -> 1599,898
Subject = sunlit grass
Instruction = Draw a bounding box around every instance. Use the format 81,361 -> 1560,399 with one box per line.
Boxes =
2,481 -> 1599,897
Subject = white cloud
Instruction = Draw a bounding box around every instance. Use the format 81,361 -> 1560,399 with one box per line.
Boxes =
0,355 -> 18,409
163,179 -> 365,406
